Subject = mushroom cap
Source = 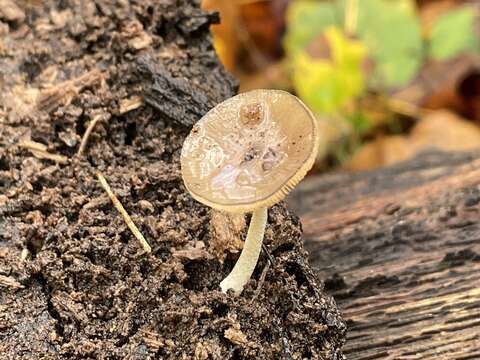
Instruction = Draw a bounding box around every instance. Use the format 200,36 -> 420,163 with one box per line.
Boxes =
181,89 -> 320,213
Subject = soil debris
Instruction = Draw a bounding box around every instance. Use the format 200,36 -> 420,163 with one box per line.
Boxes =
0,0 -> 345,359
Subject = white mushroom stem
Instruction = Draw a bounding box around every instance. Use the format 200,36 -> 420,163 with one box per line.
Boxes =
220,207 -> 268,295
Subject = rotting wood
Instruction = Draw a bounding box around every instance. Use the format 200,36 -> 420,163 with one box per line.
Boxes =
289,150 -> 480,360
135,55 -> 238,127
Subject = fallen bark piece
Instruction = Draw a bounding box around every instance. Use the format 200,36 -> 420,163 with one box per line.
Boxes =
136,57 -> 215,127
291,150 -> 480,359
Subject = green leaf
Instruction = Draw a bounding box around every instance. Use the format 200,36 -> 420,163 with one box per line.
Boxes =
429,6 -> 479,60
352,0 -> 423,87
284,0 -> 423,89
283,1 -> 338,57
292,27 -> 366,114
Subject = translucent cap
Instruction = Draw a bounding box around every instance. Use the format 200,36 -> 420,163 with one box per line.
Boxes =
181,89 -> 319,213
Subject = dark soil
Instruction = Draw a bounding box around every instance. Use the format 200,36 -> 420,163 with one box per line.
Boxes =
0,1 -> 346,359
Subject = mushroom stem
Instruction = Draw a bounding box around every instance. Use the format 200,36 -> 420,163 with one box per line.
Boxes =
220,207 -> 268,295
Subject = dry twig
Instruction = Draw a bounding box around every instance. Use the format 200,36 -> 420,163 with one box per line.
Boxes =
19,140 -> 68,164
77,113 -> 109,156
344,0 -> 359,36
96,172 -> 151,253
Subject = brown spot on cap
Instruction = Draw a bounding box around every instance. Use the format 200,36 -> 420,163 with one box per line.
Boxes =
239,102 -> 264,127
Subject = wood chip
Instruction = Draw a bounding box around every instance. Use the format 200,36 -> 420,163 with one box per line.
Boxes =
0,275 -> 24,289
172,242 -> 212,261
224,326 -> 249,346
119,96 -> 143,114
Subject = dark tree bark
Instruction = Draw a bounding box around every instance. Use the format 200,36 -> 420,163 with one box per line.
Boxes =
289,150 -> 480,359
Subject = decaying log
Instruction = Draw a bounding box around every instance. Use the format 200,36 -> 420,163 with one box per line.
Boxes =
289,150 -> 480,359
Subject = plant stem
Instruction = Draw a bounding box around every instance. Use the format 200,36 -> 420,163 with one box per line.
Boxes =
344,0 -> 359,36
220,207 -> 268,295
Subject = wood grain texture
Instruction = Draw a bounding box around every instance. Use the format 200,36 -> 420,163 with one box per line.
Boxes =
289,150 -> 480,359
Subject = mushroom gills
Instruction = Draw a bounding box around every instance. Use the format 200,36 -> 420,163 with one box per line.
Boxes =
220,207 -> 268,294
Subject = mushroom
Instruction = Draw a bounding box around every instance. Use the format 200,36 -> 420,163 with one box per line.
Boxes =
181,89 -> 319,295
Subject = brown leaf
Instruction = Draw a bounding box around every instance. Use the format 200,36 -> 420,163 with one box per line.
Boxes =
202,0 -> 239,71
346,136 -> 411,171
392,55 -> 480,121
411,110 -> 480,150
347,111 -> 480,170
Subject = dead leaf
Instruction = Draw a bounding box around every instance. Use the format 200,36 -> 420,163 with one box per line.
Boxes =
411,110 -> 480,150
346,135 -> 410,171
238,61 -> 290,92
347,110 -> 480,170
201,0 -> 239,71
239,1 -> 284,61
392,55 -> 480,121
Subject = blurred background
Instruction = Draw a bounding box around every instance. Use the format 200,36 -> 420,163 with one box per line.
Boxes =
202,0 -> 480,172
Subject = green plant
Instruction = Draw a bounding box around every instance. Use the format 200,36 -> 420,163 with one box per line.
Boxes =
284,0 -> 480,161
